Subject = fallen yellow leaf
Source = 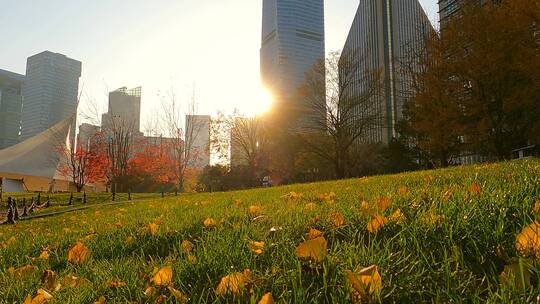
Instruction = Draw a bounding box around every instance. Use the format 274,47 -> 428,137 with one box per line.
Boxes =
516,221 -> 540,258
203,218 -> 216,228
233,199 -> 241,207
147,223 -> 159,235
304,203 -> 318,211
151,266 -> 173,286
398,187 -> 408,195
8,264 -> 38,278
67,242 -> 91,264
181,240 -> 194,254
38,250 -> 50,260
329,212 -> 345,228
468,181 -> 481,195
215,269 -> 252,296
367,215 -> 388,233
23,289 -> 53,304
248,241 -> 265,255
168,286 -> 189,302
377,197 -> 391,212
308,228 -> 323,239
345,265 -> 382,301
389,209 -> 405,223
93,296 -> 106,304
248,206 -> 262,217
258,292 -> 275,304
106,280 -> 127,288
296,237 -> 327,263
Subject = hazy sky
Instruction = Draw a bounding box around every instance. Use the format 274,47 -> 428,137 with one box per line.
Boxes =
0,0 -> 438,133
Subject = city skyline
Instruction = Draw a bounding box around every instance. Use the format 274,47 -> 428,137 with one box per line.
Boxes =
0,1 -> 438,133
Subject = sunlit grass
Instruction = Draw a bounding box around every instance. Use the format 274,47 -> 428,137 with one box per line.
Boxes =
1,160 -> 540,303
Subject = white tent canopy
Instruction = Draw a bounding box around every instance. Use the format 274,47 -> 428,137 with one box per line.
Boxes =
0,117 -> 74,191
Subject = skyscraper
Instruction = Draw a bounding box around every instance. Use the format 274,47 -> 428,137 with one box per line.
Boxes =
101,87 -> 142,135
20,51 -> 82,141
185,115 -> 211,169
0,69 -> 25,150
260,0 -> 325,121
439,0 -> 487,28
341,0 -> 434,144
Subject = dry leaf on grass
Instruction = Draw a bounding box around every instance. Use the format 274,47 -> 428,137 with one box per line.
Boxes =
248,241 -> 265,255
377,197 -> 391,212
41,270 -> 61,292
329,212 -> 345,228
258,292 -> 275,304
23,289 -> 53,304
8,264 -> 38,278
345,265 -> 382,301
308,228 -> 323,239
181,240 -> 194,254
106,280 -> 127,288
367,215 -> 388,233
248,206 -> 262,217
151,266 -> 173,286
516,222 -> 540,258
168,286 -> 189,302
296,237 -> 327,263
203,218 -> 216,228
67,242 -> 90,264
215,269 -> 252,296
147,223 -> 159,235
468,181 -> 481,195
499,260 -> 532,291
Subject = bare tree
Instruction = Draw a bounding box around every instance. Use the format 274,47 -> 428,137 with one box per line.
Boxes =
298,50 -> 382,179
161,87 -> 203,193
101,114 -> 137,194
212,111 -> 268,174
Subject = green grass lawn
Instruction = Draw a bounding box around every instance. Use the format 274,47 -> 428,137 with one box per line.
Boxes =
1,160 -> 540,303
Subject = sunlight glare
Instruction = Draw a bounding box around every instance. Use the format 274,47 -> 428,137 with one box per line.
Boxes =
240,83 -> 273,117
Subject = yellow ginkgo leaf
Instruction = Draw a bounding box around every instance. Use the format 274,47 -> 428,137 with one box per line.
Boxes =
329,212 -> 345,228
398,187 -> 408,195
23,289 -> 53,304
468,181 -> 481,195
233,199 -> 241,207
248,241 -> 265,255
181,240 -> 194,254
203,218 -> 216,228
8,264 -> 38,278
304,203 -> 318,211
147,223 -> 159,235
389,209 -> 405,223
516,221 -> 540,258
124,236 -> 134,245
308,228 -> 323,239
93,296 -> 106,304
62,274 -> 89,288
258,292 -> 275,304
215,269 -> 252,296
151,266 -> 173,286
67,242 -> 91,264
283,192 -> 303,200
248,206 -> 262,217
367,215 -> 388,234
295,237 -> 327,263
319,192 -> 336,203
38,250 -> 50,260
143,286 -> 157,297
345,265 -> 382,300
106,280 -> 127,288
168,286 -> 189,302
377,197 -> 391,212
360,201 -> 376,217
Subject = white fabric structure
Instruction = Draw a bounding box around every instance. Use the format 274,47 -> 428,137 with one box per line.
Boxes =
0,116 -> 74,192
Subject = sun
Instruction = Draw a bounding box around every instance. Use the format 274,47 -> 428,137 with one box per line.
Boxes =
239,83 -> 273,117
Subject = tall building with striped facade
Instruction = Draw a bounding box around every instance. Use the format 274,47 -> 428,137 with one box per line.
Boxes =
260,0 -> 325,125
340,0 -> 434,145
439,0 -> 487,28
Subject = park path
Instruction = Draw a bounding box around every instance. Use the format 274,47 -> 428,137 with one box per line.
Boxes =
0,196 -> 163,224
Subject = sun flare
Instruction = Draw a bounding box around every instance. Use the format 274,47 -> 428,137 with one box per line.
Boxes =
239,83 -> 274,117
